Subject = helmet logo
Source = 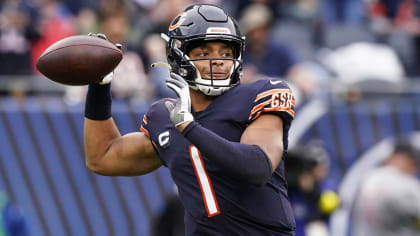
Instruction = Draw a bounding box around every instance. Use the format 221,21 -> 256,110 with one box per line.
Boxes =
206,27 -> 231,34
169,12 -> 187,31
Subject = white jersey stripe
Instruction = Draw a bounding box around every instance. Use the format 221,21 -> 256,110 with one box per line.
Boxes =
189,145 -> 220,217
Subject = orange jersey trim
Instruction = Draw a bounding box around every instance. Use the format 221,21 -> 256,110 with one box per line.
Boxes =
249,90 -> 295,120
251,107 -> 295,120
250,100 -> 272,116
142,115 -> 148,125
140,125 -> 150,137
254,89 -> 293,102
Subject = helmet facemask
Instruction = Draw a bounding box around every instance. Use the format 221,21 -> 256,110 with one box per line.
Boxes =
189,56 -> 240,96
167,35 -> 244,96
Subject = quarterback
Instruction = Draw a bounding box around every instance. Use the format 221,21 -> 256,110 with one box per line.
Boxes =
84,4 -> 296,235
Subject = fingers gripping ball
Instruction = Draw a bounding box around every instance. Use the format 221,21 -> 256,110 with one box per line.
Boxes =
36,34 -> 123,86
318,190 -> 340,215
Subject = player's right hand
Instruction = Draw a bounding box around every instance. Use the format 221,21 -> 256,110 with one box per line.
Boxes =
87,32 -> 122,85
164,72 -> 194,127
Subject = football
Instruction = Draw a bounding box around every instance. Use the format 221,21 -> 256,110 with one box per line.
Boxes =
36,35 -> 123,86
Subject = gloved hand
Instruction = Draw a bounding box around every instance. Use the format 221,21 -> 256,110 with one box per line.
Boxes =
87,32 -> 122,85
164,72 -> 194,127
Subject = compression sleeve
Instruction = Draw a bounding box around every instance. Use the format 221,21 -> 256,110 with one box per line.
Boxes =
182,121 -> 273,186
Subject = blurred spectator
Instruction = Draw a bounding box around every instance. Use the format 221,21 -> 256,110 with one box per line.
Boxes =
405,0 -> 420,77
320,41 -> 405,84
352,135 -> 420,236
130,0 -> 193,99
364,0 -> 412,36
285,141 -> 338,236
143,34 -> 174,99
61,0 -> 97,15
219,0 -> 280,20
125,0 -> 193,100
75,8 -> 99,35
320,0 -> 366,25
276,0 -> 325,46
131,0 -> 191,44
102,14 -> 152,101
318,41 -> 406,103
270,1 -> 331,105
239,3 -> 298,82
0,0 -> 38,75
31,0 -> 75,73
364,0 -> 420,77
0,191 -> 29,236
65,13 -> 153,104
98,0 -> 127,18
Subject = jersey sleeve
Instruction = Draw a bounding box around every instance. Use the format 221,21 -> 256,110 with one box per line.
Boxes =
139,99 -> 169,138
248,79 -> 295,123
139,113 -> 150,138
139,100 -> 162,158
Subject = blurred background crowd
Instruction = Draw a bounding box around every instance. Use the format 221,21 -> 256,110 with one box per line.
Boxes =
0,0 -> 420,236
0,0 -> 419,104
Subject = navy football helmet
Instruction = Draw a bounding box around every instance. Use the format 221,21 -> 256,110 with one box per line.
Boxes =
165,4 -> 245,96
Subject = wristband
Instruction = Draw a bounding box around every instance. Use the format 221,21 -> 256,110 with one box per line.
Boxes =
84,83 -> 112,120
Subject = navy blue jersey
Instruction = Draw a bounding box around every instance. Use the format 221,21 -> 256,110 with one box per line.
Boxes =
140,79 -> 296,235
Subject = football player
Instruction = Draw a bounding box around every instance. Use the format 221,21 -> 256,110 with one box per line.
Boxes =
84,4 -> 296,235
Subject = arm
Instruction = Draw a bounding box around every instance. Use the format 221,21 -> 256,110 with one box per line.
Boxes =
84,82 -> 161,176
164,73 -> 285,186
178,114 -> 283,186
239,113 -> 284,170
177,113 -> 284,169
84,117 -> 161,176
83,33 -> 162,176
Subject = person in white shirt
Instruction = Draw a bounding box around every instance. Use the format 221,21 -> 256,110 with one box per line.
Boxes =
352,137 -> 420,236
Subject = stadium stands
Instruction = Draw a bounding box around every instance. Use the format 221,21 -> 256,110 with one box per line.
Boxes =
0,96 -> 175,236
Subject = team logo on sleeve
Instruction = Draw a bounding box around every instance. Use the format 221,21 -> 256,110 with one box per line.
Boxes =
158,131 -> 170,148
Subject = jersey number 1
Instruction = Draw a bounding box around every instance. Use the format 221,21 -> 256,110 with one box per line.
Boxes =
189,145 -> 220,217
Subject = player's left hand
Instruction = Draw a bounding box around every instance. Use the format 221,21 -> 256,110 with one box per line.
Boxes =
87,32 -> 122,85
164,72 -> 194,127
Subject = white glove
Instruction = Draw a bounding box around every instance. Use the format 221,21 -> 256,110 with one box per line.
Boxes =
88,32 -> 122,85
99,71 -> 114,85
164,72 -> 194,127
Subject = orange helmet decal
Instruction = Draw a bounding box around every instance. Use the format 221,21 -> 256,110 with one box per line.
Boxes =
169,12 -> 187,31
